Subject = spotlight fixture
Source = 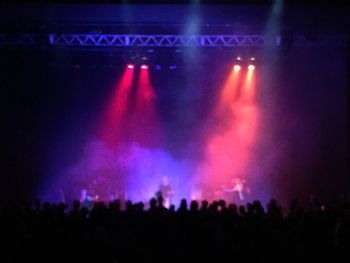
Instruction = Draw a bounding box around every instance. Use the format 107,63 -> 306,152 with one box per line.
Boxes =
233,65 -> 241,71
250,57 -> 256,61
236,56 -> 243,61
127,64 -> 135,69
169,65 -> 177,70
248,65 -> 255,70
141,64 -> 149,69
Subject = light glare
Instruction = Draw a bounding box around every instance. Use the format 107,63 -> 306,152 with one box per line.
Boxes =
248,65 -> 255,70
233,65 -> 241,71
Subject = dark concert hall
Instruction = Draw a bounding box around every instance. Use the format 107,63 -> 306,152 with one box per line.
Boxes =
1,0 -> 350,260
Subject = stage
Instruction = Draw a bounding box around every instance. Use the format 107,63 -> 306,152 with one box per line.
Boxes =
0,1 -> 349,206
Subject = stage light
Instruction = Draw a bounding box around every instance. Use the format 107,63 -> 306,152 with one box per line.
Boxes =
169,65 -> 177,70
248,65 -> 255,70
233,65 -> 241,71
236,56 -> 242,61
141,64 -> 149,70
250,57 -> 256,61
127,64 -> 135,69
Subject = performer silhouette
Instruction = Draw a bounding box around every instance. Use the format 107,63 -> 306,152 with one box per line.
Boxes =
156,176 -> 174,208
222,177 -> 250,202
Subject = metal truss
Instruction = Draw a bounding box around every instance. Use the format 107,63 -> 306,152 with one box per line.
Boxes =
48,33 -> 349,48
0,33 -> 347,48
48,34 -> 273,47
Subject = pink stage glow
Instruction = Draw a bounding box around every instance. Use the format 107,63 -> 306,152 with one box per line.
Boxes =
129,64 -> 161,146
141,64 -> 149,70
99,67 -> 134,147
197,67 -> 259,199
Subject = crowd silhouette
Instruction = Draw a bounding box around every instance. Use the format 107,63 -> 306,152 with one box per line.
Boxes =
1,196 -> 350,262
